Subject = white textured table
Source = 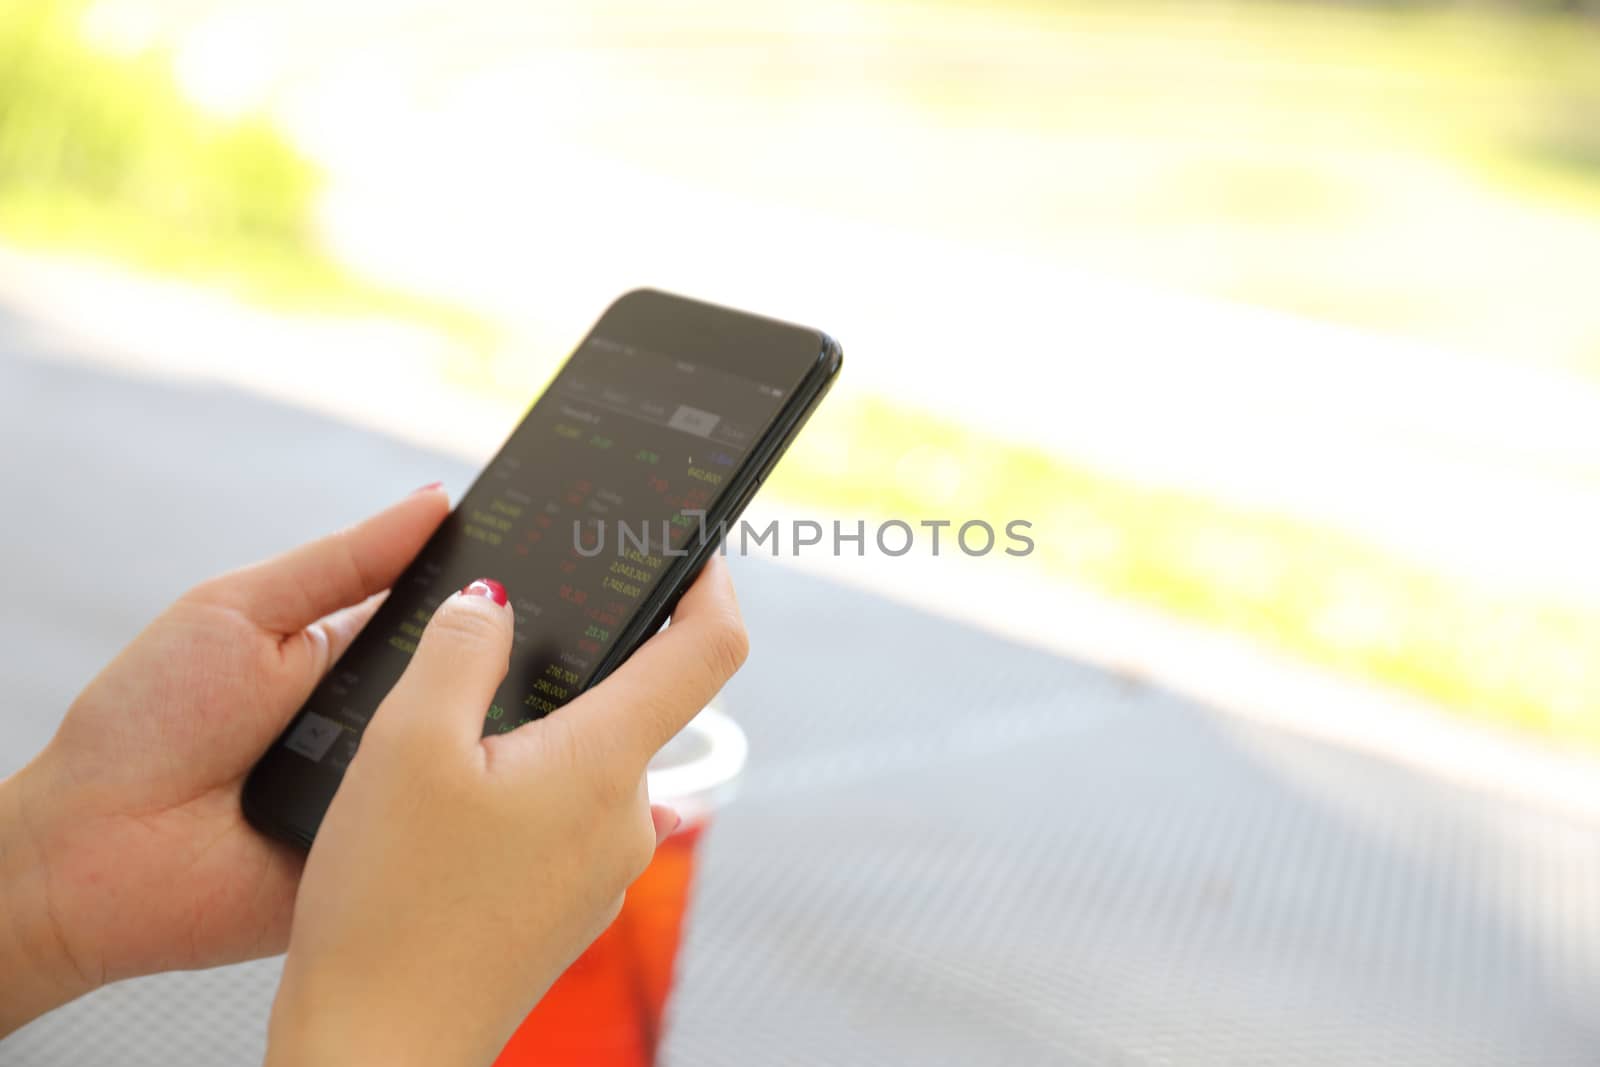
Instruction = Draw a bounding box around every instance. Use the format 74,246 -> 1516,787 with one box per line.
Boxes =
3,312 -> 1598,1066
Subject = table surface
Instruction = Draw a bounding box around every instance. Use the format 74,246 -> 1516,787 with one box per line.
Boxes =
3,312 -> 1599,1066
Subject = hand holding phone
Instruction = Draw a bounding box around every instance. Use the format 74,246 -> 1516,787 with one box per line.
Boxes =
245,290 -> 841,843
266,555 -> 749,1067
0,289 -> 837,1041
0,489 -> 452,1036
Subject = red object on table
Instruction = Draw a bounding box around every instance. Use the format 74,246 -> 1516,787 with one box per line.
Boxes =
494,824 -> 705,1067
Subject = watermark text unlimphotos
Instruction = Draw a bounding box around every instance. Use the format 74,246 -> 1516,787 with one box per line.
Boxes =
574,513 -> 1034,559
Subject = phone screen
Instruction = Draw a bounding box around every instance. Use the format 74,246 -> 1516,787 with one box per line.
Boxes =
272,320 -> 810,777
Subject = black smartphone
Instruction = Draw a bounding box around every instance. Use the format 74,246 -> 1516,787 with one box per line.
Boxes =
243,289 -> 841,846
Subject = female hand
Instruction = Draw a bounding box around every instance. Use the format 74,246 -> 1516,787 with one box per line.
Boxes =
265,555 -> 748,1067
0,487 -> 450,1033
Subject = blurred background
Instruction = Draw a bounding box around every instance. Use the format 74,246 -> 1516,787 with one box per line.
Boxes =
2,0 -> 1598,755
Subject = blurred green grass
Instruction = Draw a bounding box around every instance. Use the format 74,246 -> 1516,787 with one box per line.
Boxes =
0,0 -> 494,344
0,3 -> 311,248
654,0 -> 1600,380
768,395 -> 1599,743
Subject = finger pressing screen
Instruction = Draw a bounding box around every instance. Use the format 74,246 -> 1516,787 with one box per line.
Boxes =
369,578 -> 515,755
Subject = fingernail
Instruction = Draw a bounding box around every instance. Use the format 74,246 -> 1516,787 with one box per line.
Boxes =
651,804 -> 682,845
411,481 -> 443,495
460,578 -> 508,606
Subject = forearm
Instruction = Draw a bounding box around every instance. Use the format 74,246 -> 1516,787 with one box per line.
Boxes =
0,763 -> 95,1035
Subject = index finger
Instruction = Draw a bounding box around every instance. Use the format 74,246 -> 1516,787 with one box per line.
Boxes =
558,554 -> 749,769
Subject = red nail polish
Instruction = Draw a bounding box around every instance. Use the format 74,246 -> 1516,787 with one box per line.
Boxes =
460,578 -> 508,606
411,481 -> 444,494
651,805 -> 683,843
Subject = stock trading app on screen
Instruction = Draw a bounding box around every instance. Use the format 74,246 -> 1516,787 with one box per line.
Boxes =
280,336 -> 788,771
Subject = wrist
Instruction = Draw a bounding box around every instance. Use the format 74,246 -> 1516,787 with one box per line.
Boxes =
267,970 -> 503,1067
266,978 -> 431,1067
0,760 -> 98,1034
265,982 -> 371,1067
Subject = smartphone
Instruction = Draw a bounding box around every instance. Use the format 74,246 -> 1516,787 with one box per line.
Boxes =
243,289 -> 841,846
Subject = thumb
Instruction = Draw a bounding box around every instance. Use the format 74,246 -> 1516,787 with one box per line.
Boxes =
193,485 -> 450,636
368,578 -> 514,754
